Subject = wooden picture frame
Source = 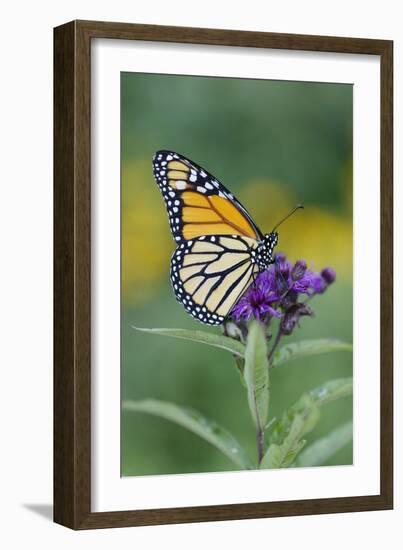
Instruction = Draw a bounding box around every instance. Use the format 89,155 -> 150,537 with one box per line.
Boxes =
54,19 -> 393,529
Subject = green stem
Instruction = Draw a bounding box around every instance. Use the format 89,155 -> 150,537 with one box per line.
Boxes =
257,426 -> 265,464
260,325 -> 279,461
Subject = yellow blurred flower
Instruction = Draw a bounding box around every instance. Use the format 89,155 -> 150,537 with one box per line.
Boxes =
122,160 -> 172,305
239,179 -> 352,281
281,208 -> 352,279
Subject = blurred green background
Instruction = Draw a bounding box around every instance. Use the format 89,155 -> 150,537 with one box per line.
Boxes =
121,73 -> 353,476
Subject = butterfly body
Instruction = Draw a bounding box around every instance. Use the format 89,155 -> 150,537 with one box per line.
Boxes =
256,233 -> 278,271
152,151 -> 278,325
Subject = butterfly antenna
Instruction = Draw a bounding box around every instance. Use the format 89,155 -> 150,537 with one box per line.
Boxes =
271,204 -> 304,232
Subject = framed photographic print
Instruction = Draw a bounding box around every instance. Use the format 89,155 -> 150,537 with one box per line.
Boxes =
54,20 -> 393,529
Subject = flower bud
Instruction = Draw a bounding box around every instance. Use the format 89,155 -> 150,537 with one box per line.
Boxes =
291,260 -> 307,281
280,303 -> 313,335
223,320 -> 243,341
281,290 -> 298,309
275,268 -> 289,295
274,251 -> 287,264
280,313 -> 298,335
321,267 -> 336,285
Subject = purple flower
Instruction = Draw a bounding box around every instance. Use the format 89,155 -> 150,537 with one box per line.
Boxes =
274,254 -> 323,297
230,253 -> 336,336
301,270 -> 326,294
231,286 -> 281,322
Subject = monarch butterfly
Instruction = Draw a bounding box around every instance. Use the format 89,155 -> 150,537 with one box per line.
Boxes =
152,150 -> 301,325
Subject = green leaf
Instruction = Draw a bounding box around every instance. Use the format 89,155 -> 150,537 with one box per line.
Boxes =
296,420 -> 353,467
268,378 -> 352,447
272,339 -> 353,369
261,396 -> 320,469
132,326 -> 245,358
309,377 -> 353,407
262,377 -> 353,469
123,398 -> 254,470
244,321 -> 270,430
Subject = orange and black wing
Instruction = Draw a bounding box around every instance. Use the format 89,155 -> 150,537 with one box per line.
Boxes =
152,151 -> 263,243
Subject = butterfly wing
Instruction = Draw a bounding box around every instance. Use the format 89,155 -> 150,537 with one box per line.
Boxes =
171,234 -> 259,325
153,150 -> 264,243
